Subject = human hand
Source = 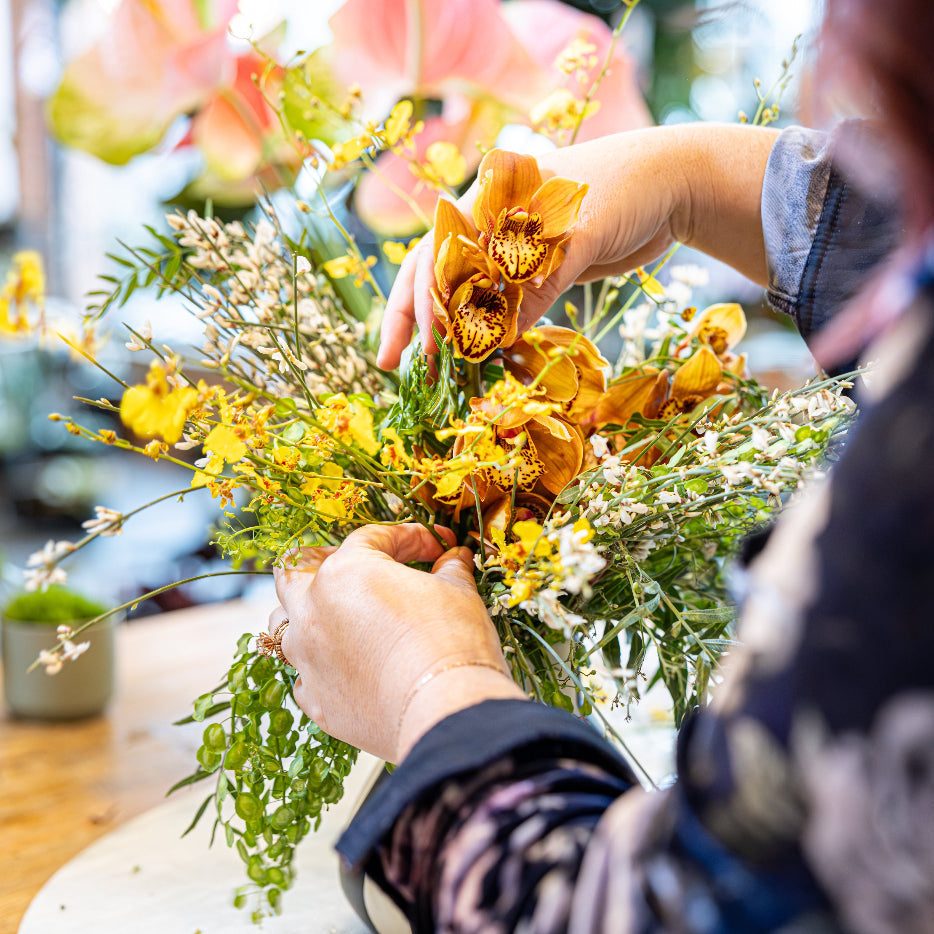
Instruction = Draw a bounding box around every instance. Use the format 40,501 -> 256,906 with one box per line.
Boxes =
376,124 -> 779,370
269,524 -> 524,763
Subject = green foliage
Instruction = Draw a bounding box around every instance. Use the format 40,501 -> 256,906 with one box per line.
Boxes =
85,226 -> 193,322
171,633 -> 358,920
3,585 -> 108,624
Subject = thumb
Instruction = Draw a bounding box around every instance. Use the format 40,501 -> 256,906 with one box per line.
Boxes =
516,272 -> 573,333
431,546 -> 479,593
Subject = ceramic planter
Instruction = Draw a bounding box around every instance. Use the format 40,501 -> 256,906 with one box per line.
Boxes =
1,616 -> 116,720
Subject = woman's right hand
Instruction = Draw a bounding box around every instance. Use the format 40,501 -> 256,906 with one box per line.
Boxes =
377,123 -> 780,370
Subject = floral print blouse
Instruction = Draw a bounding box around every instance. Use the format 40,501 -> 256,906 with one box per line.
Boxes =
337,122 -> 934,934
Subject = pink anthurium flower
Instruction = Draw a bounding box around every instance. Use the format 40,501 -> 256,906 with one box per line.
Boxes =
331,0 -> 650,235
327,0 -> 549,120
47,0 -> 240,165
501,0 -> 653,141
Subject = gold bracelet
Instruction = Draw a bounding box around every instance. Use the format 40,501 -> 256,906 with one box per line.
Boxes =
396,660 -> 513,739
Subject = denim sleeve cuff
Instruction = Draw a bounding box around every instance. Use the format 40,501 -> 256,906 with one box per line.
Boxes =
762,120 -> 902,348
335,698 -> 640,869
762,125 -> 833,320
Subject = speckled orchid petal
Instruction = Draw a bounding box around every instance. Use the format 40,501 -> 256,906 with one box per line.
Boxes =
474,149 -> 587,283
473,150 -> 544,237
693,303 -> 747,357
448,276 -> 522,363
487,436 -> 546,493
488,208 -> 549,282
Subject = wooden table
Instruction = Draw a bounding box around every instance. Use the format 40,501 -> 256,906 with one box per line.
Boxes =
0,597 -> 273,934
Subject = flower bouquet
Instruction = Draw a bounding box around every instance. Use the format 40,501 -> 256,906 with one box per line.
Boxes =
14,0 -> 857,921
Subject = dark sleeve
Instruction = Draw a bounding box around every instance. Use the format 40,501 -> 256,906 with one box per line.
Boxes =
762,121 -> 903,349
336,701 -> 832,934
336,699 -> 639,931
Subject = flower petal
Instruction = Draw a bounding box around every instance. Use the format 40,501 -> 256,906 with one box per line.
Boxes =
592,369 -> 667,428
503,335 -> 579,403
528,416 -> 583,494
449,277 -> 521,362
693,302 -> 747,356
670,346 -> 723,404
473,149 -> 543,236
528,176 -> 588,240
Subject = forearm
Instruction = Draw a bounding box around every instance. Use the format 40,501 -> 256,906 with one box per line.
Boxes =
535,123 -> 780,286
670,123 -> 780,286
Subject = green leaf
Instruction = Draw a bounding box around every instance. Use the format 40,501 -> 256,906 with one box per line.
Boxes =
166,769 -> 212,796
180,793 -> 213,838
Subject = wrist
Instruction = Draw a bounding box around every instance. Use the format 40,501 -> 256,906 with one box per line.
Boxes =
669,123 -> 780,285
394,664 -> 526,762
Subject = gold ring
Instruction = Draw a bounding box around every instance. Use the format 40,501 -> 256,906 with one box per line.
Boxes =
256,618 -> 292,667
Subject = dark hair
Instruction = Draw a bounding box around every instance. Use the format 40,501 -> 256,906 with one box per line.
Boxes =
820,0 -> 934,235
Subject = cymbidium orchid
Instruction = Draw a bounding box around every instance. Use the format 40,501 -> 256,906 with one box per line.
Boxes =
431,198 -> 523,362
502,325 -> 608,423
472,149 -> 588,284
593,304 -> 748,434
468,375 -> 585,500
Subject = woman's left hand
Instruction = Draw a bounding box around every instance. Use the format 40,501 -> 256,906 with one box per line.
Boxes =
268,524 -> 525,762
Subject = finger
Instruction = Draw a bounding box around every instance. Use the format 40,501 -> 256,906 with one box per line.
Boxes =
341,523 -> 456,565
377,246 -> 420,370
515,274 -> 571,334
274,546 -> 339,604
430,546 -> 479,593
412,239 -> 443,355
266,605 -> 288,636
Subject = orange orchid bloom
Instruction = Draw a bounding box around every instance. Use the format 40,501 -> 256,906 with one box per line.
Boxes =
431,198 -> 522,362
467,383 -> 584,499
472,150 -> 587,284
592,346 -> 729,438
692,302 -> 747,357
502,325 -> 608,424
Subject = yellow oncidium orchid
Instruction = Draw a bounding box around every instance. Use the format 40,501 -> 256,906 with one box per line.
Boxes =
0,250 -> 45,336
203,424 -> 248,464
301,463 -> 364,521
120,359 -> 199,444
379,427 -> 413,470
487,518 -> 557,607
314,393 -> 381,456
471,149 -> 587,284
416,141 -> 467,189
502,325 -> 608,424
381,100 -> 414,147
323,253 -> 377,285
431,197 -> 522,362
